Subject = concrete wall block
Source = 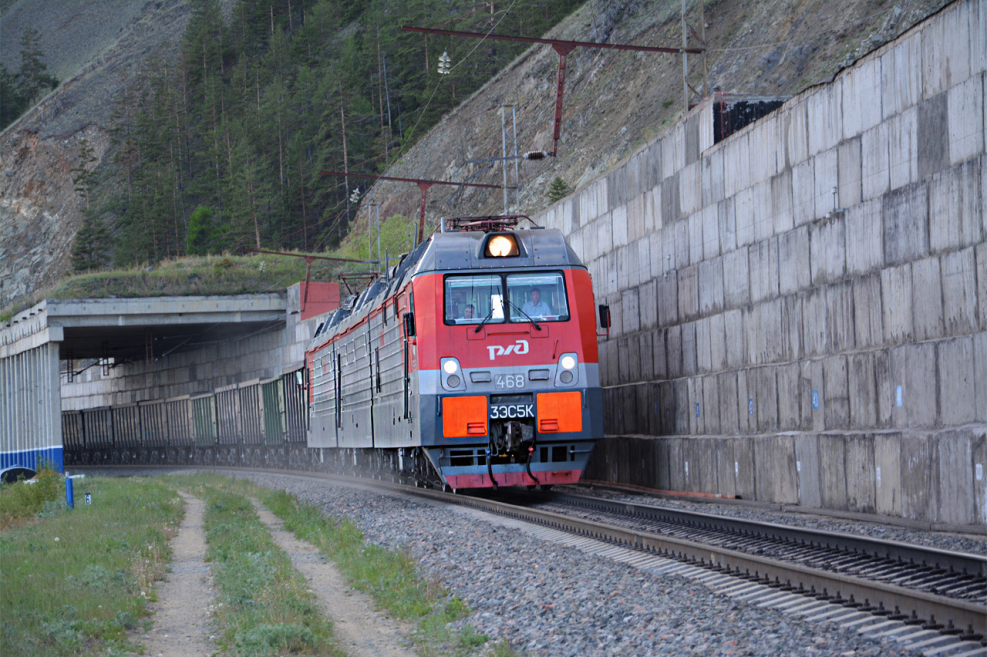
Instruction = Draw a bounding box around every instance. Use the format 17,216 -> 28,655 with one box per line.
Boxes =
792,158 -> 815,227
673,217 -> 690,268
701,148 -> 725,208
639,280 -> 658,330
972,0 -> 987,75
621,287 -> 641,335
702,204 -> 720,260
770,169 -> 795,235
918,92 -> 950,179
688,377 -> 704,436
785,100 -> 810,167
662,326 -> 679,381
752,180 -> 774,243
937,429 -> 974,524
655,229 -> 672,278
777,363 -> 801,430
818,433 -> 848,509
842,56 -> 883,139
881,32 -> 922,119
837,137 -> 863,208
678,265 -> 700,322
853,273 -> 885,349
810,215 -> 847,286
644,188 -> 659,234
976,428 -> 987,525
735,188 -> 755,247
702,374 -> 721,434
755,299 -> 783,365
682,321 -> 698,377
627,194 -> 646,243
795,434 -> 822,508
845,198 -> 884,275
875,433 -> 902,517
861,122 -> 891,201
696,317 -> 712,374
911,256 -> 945,341
922,0 -> 972,99
883,182 -> 929,266
889,106 -> 919,190
724,134 -> 751,199
824,355 -> 850,429
607,168 -> 628,212
755,365 -> 779,433
698,257 -> 725,316
938,336 -> 978,425
900,432 -> 938,521
974,331 -> 987,423
717,371 -> 739,434
827,281 -> 856,354
803,287 -> 829,357
680,161 -> 702,218
653,328 -> 668,380
780,295 -> 804,362
849,352 -> 879,429
613,205 -> 630,249
725,309 -> 745,370
889,342 -> 938,428
749,239 -> 780,304
637,237 -> 653,286
722,248 -> 750,309
638,331 -> 655,383
688,211 -> 704,265
748,117 -> 779,185
808,84 -> 844,156
661,132 -> 676,181
657,274 -> 678,327
845,434 -> 877,513
978,244 -> 987,330
661,174 -> 681,226
929,158 -> 983,254
706,313 -> 725,375
754,435 -> 798,504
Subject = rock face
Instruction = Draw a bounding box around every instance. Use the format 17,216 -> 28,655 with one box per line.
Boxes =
0,0 -> 214,309
0,127 -> 109,305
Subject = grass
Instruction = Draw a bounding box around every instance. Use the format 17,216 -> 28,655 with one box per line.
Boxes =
0,460 -> 64,531
175,473 -> 513,656
0,476 -> 182,656
176,476 -> 343,657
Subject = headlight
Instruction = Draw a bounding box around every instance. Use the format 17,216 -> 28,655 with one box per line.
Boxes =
485,234 -> 519,257
560,355 -> 576,370
555,353 -> 578,387
443,360 -> 459,375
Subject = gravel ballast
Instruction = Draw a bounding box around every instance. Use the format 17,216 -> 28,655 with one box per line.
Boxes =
232,472 -> 923,657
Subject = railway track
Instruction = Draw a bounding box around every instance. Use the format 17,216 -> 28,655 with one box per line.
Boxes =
82,465 -> 987,650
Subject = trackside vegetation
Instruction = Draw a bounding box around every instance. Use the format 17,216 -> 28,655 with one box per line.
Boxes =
177,477 -> 344,656
0,476 -> 182,656
0,460 -> 64,531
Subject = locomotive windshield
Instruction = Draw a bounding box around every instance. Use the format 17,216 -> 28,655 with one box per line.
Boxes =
445,275 -> 504,325
444,272 -> 569,325
507,273 -> 569,322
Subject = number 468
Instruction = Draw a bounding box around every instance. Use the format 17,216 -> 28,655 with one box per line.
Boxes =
495,374 -> 524,389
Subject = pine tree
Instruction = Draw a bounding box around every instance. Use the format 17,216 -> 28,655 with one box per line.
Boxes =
70,138 -> 98,210
548,177 -> 572,204
17,27 -> 58,103
71,210 -> 113,272
0,63 -> 26,130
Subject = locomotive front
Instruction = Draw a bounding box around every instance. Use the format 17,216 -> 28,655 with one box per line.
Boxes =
412,222 -> 604,489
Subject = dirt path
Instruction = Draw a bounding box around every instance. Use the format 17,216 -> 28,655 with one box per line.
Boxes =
140,492 -> 216,657
250,499 -> 415,657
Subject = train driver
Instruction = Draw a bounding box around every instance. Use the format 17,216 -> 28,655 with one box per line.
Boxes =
521,287 -> 552,318
461,303 -> 476,321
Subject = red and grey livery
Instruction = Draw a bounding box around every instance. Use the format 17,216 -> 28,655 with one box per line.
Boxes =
306,217 -> 607,490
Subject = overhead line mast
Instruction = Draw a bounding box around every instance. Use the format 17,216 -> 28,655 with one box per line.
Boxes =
400,26 -> 705,157
319,170 -> 513,247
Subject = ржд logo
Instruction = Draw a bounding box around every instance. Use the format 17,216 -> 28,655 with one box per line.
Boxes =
487,339 -> 529,360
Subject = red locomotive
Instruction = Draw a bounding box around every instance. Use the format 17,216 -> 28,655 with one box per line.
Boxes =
306,216 -> 608,490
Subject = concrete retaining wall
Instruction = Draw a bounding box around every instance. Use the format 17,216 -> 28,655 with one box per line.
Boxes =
538,0 -> 986,527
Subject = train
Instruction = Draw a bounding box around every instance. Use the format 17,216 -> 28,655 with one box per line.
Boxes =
59,216 -> 608,490
307,216 -> 606,490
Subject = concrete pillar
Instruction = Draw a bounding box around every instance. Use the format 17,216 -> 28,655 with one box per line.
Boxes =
0,342 -> 63,473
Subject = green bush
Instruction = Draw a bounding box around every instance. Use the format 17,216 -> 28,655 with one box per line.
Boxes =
0,460 -> 63,529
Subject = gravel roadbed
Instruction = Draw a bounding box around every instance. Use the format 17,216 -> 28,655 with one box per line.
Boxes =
557,485 -> 987,556
233,472 -> 921,657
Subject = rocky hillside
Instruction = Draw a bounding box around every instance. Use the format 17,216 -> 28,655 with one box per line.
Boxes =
0,0 -> 949,309
0,0 -> 227,307
351,0 -> 948,233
